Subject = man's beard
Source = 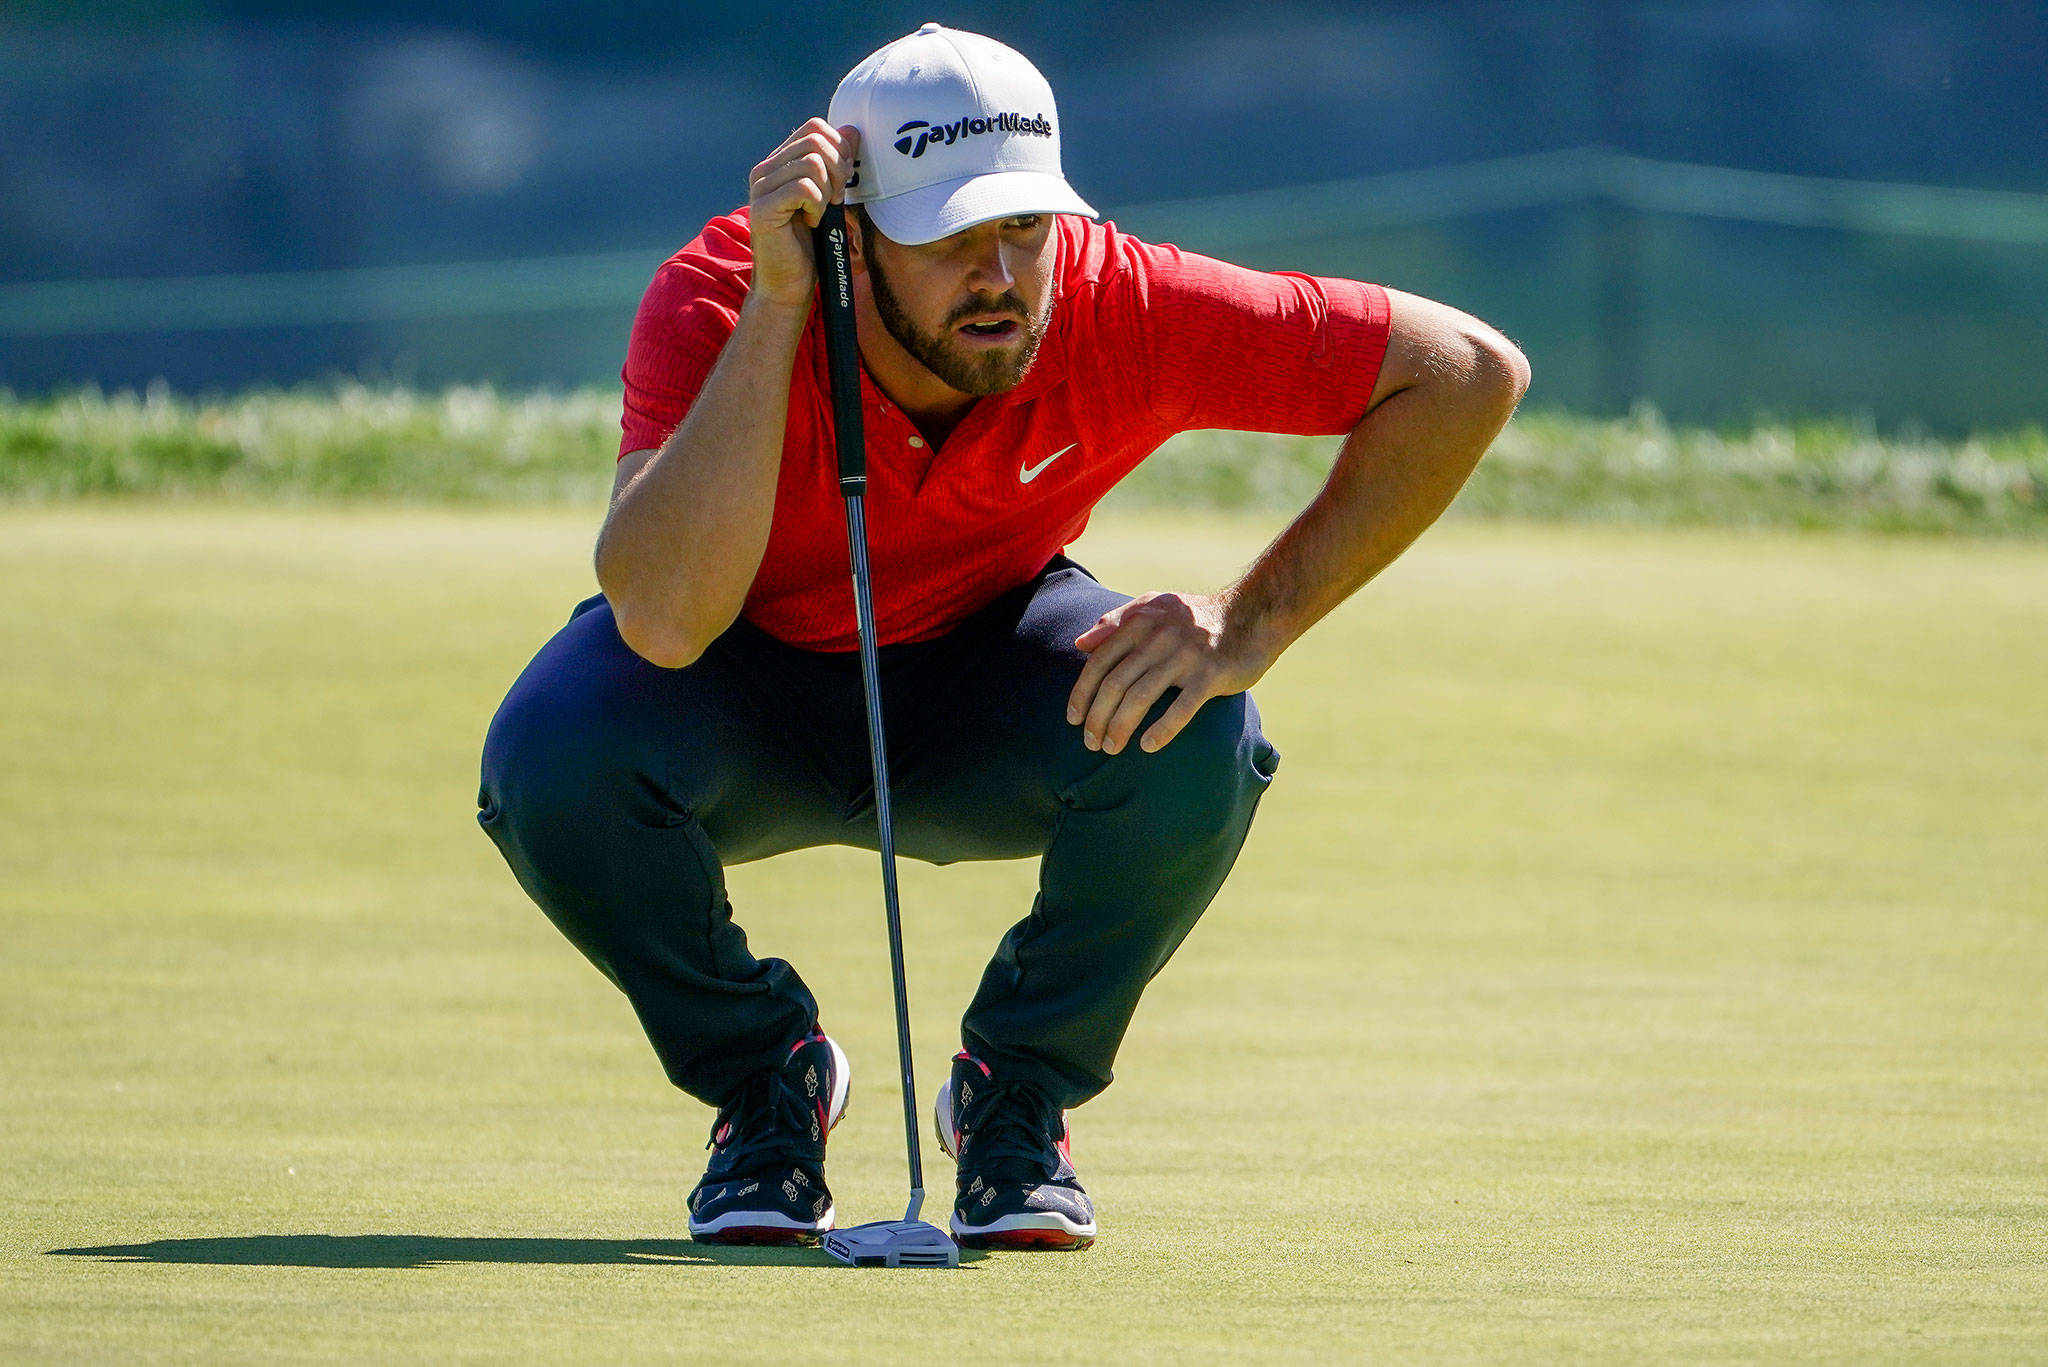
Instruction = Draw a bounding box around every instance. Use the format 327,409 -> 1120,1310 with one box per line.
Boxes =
866,251 -> 1050,397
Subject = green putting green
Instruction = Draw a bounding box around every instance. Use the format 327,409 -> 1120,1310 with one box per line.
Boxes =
3,507 -> 2043,1362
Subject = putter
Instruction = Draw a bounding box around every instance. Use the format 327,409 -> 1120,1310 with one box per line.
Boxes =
810,201 -> 960,1270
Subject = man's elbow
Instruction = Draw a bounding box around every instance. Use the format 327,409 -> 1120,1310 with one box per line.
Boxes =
1374,291 -> 1529,422
1495,336 -> 1533,407
609,599 -> 706,670
595,535 -> 711,669
1466,323 -> 1531,418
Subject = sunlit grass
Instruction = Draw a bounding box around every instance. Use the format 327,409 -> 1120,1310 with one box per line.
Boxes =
2,506 -> 2044,1362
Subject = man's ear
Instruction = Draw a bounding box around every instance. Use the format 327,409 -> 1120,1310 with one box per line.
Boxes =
845,205 -> 869,274
848,204 -> 897,279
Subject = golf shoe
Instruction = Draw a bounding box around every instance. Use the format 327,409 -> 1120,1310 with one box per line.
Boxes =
934,1051 -> 1096,1250
688,1031 -> 850,1244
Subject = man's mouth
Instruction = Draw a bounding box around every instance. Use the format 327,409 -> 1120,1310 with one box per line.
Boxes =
956,314 -> 1022,342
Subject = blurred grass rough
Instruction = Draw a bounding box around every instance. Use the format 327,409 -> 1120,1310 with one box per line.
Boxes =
2,383 -> 2043,535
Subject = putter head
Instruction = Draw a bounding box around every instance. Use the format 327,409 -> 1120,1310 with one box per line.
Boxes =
822,1220 -> 960,1268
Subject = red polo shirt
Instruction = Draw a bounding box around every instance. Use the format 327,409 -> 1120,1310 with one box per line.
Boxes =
620,208 -> 1390,651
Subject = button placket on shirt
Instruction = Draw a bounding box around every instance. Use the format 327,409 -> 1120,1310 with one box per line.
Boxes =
862,381 -> 943,493
857,361 -> 1052,502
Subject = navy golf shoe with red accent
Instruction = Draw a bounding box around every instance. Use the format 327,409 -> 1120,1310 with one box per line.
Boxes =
934,1051 -> 1096,1250
688,1031 -> 850,1244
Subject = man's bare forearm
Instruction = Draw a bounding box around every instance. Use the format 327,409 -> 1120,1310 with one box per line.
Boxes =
1220,335 -> 1530,666
596,292 -> 811,667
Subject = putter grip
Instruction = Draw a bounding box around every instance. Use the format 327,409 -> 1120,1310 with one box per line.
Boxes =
811,202 -> 866,492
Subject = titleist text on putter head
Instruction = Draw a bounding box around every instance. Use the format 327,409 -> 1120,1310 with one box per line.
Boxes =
823,1219 -> 960,1268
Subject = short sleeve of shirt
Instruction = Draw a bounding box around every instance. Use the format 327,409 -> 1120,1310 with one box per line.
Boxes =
1102,232 -> 1391,437
618,215 -> 754,458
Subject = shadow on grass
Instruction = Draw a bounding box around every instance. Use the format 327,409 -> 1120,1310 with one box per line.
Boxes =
46,1234 -> 984,1269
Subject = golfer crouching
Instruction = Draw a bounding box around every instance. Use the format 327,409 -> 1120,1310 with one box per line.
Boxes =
478,22 -> 1528,1250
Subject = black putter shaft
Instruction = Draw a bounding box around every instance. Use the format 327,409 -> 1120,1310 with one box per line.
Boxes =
811,201 -> 929,1224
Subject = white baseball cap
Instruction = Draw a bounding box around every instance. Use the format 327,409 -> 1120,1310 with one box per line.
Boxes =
828,22 -> 1097,246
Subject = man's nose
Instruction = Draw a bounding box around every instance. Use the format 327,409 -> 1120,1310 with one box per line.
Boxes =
964,235 -> 1016,292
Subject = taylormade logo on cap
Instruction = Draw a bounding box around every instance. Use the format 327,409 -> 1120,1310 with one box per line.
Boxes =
893,113 -> 1054,159
828,22 -> 1097,246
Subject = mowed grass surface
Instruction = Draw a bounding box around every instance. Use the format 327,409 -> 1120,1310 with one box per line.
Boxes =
2,507 -> 2044,1363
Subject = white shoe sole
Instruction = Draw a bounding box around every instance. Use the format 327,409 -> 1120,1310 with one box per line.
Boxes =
690,1203 -> 838,1239
950,1209 -> 1096,1241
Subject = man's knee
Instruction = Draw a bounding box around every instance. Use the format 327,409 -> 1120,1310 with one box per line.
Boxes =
1099,689 -> 1279,842
1144,688 -> 1275,782
478,663 -> 670,863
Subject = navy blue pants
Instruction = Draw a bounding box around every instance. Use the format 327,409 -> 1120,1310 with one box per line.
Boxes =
477,554 -> 1280,1110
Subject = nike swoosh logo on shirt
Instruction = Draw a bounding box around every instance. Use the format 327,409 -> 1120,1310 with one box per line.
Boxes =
1019,444 -> 1076,483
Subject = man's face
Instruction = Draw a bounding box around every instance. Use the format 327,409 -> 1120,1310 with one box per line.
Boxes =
857,211 -> 1057,397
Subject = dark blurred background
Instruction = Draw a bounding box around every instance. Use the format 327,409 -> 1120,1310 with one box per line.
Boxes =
4,0 -> 2046,431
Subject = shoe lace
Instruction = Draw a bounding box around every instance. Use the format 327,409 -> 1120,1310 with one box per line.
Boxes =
704,1066 -> 821,1177
960,1080 -> 1064,1183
